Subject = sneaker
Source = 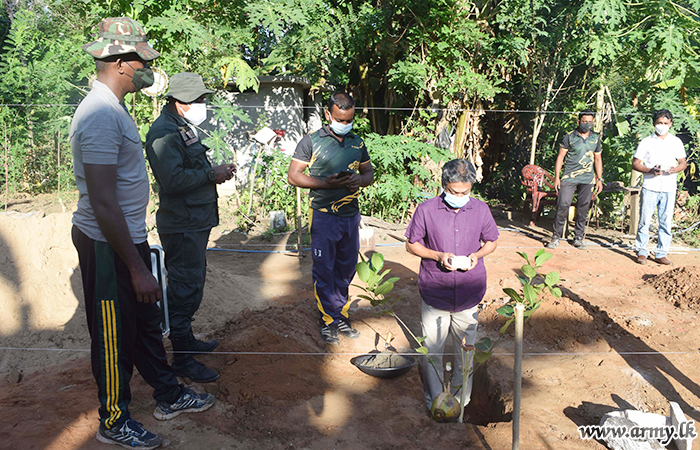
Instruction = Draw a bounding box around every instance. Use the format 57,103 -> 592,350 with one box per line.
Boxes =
637,254 -> 647,265
320,323 -> 339,346
545,238 -> 559,249
336,318 -> 360,339
96,419 -> 162,449
153,387 -> 215,421
572,238 -> 586,249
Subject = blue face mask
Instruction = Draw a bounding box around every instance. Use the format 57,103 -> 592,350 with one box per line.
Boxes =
444,192 -> 470,209
329,119 -> 353,136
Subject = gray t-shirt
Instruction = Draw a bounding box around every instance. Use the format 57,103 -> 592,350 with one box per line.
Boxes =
70,80 -> 149,243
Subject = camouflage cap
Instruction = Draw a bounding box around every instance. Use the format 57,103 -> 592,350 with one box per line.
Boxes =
82,17 -> 160,61
165,73 -> 214,103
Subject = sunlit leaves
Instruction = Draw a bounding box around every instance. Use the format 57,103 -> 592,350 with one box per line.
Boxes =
498,250 -> 559,334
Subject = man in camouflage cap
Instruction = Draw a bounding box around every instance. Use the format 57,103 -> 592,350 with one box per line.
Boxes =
70,17 -> 215,450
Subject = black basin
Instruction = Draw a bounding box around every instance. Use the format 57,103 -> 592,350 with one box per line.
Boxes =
350,352 -> 418,379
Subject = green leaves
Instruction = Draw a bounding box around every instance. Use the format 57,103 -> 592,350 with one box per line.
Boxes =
544,271 -> 559,287
521,264 -> 537,281
523,284 -> 537,305
358,133 -> 451,222
502,288 -> 522,305
534,249 -> 552,268
217,56 -> 259,93
356,261 -> 372,284
496,304 -> 514,317
370,252 -> 385,272
498,250 -> 560,333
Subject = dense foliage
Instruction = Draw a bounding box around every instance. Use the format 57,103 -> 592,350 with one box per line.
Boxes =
1,0 -> 700,231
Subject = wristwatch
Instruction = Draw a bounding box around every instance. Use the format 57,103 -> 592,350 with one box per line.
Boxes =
207,168 -> 217,182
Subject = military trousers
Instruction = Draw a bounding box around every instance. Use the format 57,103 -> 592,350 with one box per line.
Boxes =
160,229 -> 211,339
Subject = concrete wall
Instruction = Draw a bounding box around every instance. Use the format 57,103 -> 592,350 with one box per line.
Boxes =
201,77 -> 326,197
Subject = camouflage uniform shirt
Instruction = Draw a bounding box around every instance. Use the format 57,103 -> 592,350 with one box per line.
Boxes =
559,130 -> 602,185
292,126 -> 370,217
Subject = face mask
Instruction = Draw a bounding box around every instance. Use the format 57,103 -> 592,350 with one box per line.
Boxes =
125,62 -> 154,90
655,124 -> 670,136
444,192 -> 470,209
329,119 -> 353,136
183,103 -> 208,126
579,123 -> 594,133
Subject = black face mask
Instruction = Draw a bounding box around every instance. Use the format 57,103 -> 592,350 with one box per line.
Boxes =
125,61 -> 155,90
579,123 -> 594,133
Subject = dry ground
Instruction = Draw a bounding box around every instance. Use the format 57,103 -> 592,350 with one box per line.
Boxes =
1,193 -> 700,450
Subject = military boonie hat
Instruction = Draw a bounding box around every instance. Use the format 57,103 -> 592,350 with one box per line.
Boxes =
82,17 -> 160,61
165,73 -> 214,103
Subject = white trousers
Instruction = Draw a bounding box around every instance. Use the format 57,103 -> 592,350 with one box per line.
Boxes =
420,300 -> 479,408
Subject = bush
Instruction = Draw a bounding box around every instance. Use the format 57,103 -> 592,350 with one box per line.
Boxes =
360,134 -> 452,222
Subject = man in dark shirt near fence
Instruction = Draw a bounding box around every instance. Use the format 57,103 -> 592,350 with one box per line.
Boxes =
287,92 -> 374,346
546,111 -> 603,249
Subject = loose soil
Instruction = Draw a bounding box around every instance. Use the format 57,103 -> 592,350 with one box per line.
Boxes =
2,193 -> 700,449
648,265 -> 700,310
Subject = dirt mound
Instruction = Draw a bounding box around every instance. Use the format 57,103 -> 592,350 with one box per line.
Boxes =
648,265 -> 700,309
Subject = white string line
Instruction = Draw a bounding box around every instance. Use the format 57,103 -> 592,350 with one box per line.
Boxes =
0,103 -> 674,116
0,347 -> 696,357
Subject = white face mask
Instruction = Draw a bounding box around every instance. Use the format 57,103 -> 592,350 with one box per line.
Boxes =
655,124 -> 670,136
444,192 -> 470,209
329,119 -> 353,136
183,103 -> 208,126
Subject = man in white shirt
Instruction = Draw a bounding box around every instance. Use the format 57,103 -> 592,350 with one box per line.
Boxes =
631,109 -> 687,265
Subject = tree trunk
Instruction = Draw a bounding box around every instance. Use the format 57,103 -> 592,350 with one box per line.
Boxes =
359,63 -> 381,134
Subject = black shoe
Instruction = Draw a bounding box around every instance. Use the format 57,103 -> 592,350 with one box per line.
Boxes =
572,238 -> 586,249
96,419 -> 162,449
320,323 -> 339,346
185,332 -> 219,354
170,336 -> 219,383
545,238 -> 559,248
153,387 -> 215,420
171,355 -> 219,383
336,318 -> 360,339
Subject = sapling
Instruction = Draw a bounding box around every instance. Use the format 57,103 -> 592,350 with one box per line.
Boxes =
440,249 -> 561,424
495,249 -> 562,332
353,249 -> 561,424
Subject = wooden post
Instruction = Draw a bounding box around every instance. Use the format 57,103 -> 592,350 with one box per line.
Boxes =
513,303 -> 525,450
629,170 -> 643,235
4,123 -> 8,211
56,131 -> 61,194
296,186 -> 303,258
247,142 -> 263,216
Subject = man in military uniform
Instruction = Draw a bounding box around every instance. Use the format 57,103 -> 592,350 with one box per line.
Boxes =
71,19 -> 214,449
546,111 -> 603,249
287,92 -> 374,346
145,73 -> 235,383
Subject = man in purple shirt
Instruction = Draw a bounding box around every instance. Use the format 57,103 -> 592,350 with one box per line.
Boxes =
405,159 -> 499,411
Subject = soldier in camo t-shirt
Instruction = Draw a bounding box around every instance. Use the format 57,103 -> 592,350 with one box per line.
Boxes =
546,110 -> 604,250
